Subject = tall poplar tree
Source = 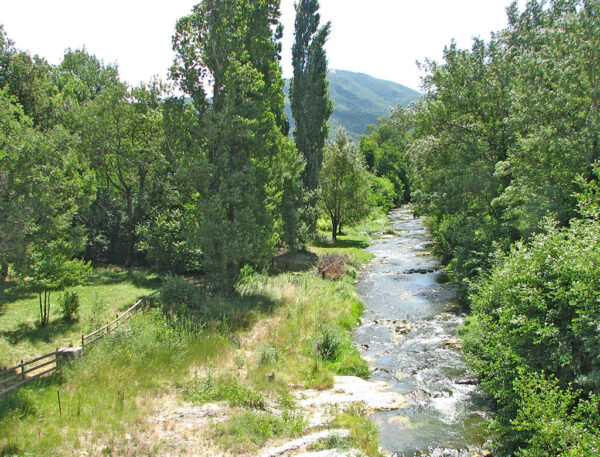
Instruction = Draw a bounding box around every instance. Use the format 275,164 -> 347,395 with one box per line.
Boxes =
172,0 -> 302,290
290,0 -> 332,231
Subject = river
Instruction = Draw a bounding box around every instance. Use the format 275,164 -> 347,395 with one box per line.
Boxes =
355,207 -> 490,457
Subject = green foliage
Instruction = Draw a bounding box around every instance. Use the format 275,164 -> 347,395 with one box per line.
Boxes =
172,0 -> 304,290
314,323 -> 341,361
359,107 -> 412,204
368,174 -> 396,212
137,208 -> 202,274
335,405 -> 383,457
290,0 -> 332,235
462,180 -> 600,453
157,275 -> 203,316
510,372 -> 600,457
59,291 -> 80,321
320,128 -> 371,240
76,81 -> 165,266
409,0 -> 600,292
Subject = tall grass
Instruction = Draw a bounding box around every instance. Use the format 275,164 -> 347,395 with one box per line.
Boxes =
0,311 -> 230,456
1,215 -> 385,456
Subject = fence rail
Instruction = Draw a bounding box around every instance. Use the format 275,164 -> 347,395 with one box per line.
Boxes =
0,350 -> 61,396
1,289 -> 161,399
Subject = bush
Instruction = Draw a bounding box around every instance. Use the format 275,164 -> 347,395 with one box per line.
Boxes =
157,275 -> 203,316
137,209 -> 203,274
368,174 -> 396,212
214,410 -> 304,453
462,212 -> 600,454
59,291 -> 80,320
314,324 -> 341,361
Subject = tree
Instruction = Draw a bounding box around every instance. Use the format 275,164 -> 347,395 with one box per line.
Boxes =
172,0 -> 303,290
320,128 -> 370,240
0,86 -> 93,324
57,48 -> 119,104
462,172 -> 600,454
76,81 -> 165,265
358,107 -> 413,204
290,0 -> 333,233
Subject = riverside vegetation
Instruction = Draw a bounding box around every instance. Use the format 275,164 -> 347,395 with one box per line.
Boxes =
0,215 -> 387,456
3,0 -> 600,456
359,1 -> 600,456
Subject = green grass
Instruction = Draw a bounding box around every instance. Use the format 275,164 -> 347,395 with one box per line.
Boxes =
213,409 -> 305,453
335,405 -> 383,457
0,267 -> 161,366
0,214 -> 385,456
0,311 -> 230,456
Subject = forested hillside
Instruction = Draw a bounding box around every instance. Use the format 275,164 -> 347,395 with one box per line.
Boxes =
285,69 -> 420,141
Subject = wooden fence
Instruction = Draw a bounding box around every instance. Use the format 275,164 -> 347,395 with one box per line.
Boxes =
0,289 -> 161,400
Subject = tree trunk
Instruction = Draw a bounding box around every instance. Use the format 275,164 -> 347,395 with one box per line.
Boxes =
332,217 -> 338,241
337,223 -> 343,236
1,263 -> 8,281
126,188 -> 134,267
40,290 -> 50,327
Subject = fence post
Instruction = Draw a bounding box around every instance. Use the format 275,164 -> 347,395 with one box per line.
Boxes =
21,360 -> 24,381
81,335 -> 84,351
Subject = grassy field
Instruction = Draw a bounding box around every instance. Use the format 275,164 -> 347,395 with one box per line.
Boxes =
0,268 -> 161,367
0,215 -> 387,457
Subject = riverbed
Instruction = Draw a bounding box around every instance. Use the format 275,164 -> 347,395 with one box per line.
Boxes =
355,207 -> 489,457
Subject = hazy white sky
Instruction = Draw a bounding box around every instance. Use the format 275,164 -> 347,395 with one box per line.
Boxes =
0,0 -> 525,91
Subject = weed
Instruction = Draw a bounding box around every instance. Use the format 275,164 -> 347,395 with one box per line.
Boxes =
336,405 -> 383,457
256,342 -> 279,366
314,324 -> 342,361
185,373 -> 267,410
214,409 -> 305,453
59,291 -> 80,321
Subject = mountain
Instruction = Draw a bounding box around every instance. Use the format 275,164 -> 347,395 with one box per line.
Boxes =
284,69 -> 421,142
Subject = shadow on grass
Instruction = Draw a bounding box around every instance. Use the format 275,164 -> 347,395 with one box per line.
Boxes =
0,281 -> 37,316
270,250 -> 318,274
312,237 -> 370,250
87,267 -> 162,290
0,370 -> 64,421
2,318 -> 78,346
186,292 -> 279,333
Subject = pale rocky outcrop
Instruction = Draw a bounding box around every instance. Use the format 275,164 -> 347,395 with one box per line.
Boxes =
296,376 -> 409,411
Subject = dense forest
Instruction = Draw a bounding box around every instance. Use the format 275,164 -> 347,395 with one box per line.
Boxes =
2,0 -> 600,455
358,1 -> 600,455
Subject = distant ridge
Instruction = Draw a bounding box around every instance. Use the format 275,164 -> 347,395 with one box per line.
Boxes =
285,69 -> 421,142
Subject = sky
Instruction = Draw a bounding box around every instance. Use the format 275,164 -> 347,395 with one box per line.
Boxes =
0,0 -> 526,92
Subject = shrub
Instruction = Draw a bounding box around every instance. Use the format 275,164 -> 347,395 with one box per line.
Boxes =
368,174 -> 396,212
214,410 -> 304,453
59,291 -> 80,321
314,324 -> 341,361
157,275 -> 203,316
462,208 -> 600,454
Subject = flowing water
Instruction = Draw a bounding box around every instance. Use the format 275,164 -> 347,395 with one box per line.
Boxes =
355,207 -> 490,457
